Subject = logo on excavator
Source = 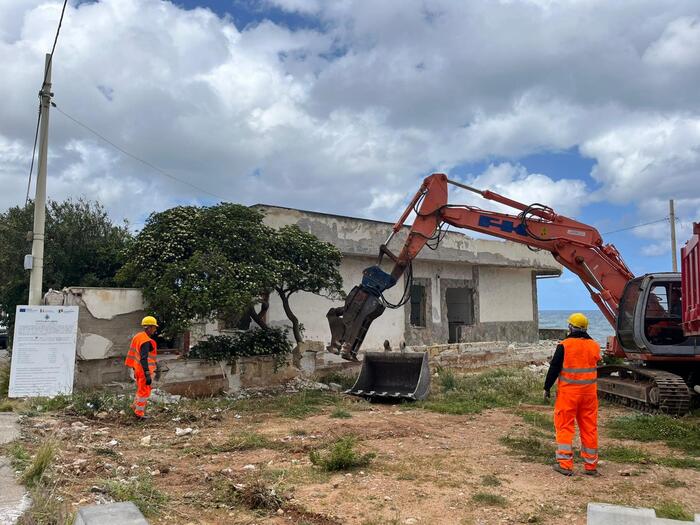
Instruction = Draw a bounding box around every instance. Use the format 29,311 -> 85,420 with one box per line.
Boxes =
478,215 -> 528,236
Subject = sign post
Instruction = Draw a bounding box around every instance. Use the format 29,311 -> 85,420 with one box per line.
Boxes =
8,305 -> 79,398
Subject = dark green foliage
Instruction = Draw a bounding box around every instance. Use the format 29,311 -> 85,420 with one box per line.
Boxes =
118,204 -> 277,336
270,225 -> 344,343
0,199 -> 131,338
188,328 -> 292,368
309,436 -> 375,471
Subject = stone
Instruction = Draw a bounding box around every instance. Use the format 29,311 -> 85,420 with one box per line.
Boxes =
175,427 -> 193,436
404,519 -> 418,525
242,464 -> 256,471
587,502 -> 700,524
74,501 -> 148,525
140,435 -> 152,446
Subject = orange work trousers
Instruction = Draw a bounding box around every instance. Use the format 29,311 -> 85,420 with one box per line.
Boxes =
131,368 -> 152,418
554,391 -> 598,471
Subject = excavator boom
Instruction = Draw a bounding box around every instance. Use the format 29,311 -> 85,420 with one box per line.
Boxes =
328,173 -> 633,361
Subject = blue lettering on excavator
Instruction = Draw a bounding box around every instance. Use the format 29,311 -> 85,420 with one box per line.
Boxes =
478,215 -> 528,236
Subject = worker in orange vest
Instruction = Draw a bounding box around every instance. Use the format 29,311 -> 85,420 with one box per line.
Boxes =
124,316 -> 159,419
543,313 -> 601,476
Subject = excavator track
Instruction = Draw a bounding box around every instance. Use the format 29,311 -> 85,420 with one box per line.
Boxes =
597,365 -> 691,415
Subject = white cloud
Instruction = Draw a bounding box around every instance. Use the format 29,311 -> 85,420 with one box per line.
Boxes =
450,163 -> 588,218
644,16 -> 700,68
0,0 -> 699,236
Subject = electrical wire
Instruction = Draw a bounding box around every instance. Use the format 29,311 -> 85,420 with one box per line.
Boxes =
379,260 -> 413,309
52,102 -> 226,201
602,217 -> 669,235
25,0 -> 69,205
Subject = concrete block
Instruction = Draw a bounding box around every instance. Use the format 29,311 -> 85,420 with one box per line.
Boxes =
587,503 -> 700,524
73,502 -> 148,525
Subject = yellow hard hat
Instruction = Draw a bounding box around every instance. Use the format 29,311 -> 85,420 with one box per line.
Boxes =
567,312 -> 588,330
141,316 -> 159,327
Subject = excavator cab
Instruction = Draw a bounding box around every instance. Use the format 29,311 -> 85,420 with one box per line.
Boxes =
616,273 -> 700,356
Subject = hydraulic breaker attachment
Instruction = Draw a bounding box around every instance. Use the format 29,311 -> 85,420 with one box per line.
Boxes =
346,351 -> 431,401
326,266 -> 396,361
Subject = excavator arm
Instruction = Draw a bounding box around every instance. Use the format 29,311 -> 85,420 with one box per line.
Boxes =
328,173 -> 635,360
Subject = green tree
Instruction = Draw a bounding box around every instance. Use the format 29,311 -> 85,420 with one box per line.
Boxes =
118,204 -> 277,336
271,225 -> 344,343
0,199 -> 132,334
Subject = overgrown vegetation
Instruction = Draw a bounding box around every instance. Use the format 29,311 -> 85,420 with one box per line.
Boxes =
103,474 -> 168,517
188,329 -> 292,369
607,414 -> 700,456
309,436 -> 375,472
7,442 -> 30,471
472,492 -> 508,507
420,368 -> 545,414
22,441 -> 56,488
437,367 -> 457,392
18,481 -> 73,525
213,476 -> 286,512
654,501 -> 694,521
21,391 -> 131,418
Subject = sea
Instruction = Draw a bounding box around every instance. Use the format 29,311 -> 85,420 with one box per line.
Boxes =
538,309 -> 614,345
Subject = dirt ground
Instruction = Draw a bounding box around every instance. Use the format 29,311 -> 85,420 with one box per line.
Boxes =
9,387 -> 700,525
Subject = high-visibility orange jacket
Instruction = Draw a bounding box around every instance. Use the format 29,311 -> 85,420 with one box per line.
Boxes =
544,332 -> 600,393
125,331 -> 157,377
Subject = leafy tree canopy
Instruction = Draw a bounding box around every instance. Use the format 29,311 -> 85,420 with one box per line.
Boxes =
118,204 -> 277,335
271,225 -> 344,343
0,199 -> 132,331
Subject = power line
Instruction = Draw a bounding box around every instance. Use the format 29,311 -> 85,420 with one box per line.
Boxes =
51,102 -> 225,201
25,0 -> 69,205
603,217 -> 669,235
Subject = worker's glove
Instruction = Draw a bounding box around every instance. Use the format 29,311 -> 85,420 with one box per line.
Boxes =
543,390 -> 551,401
145,376 -> 152,386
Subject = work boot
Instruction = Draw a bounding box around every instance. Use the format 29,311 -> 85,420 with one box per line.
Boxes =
584,469 -> 601,477
553,464 -> 573,476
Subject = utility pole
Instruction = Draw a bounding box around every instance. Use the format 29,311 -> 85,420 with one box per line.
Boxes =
28,53 -> 52,305
669,199 -> 678,272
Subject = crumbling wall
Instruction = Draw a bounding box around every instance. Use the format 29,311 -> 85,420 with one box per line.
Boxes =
45,287 -> 146,387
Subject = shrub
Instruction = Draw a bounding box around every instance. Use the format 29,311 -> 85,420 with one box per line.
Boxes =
189,328 -> 292,369
309,437 -> 375,472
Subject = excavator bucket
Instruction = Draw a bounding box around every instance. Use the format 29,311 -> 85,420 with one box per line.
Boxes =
346,351 -> 431,401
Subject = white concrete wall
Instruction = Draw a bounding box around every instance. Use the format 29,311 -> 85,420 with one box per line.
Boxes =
411,261 -> 474,323
266,256 -> 406,350
478,267 -> 534,322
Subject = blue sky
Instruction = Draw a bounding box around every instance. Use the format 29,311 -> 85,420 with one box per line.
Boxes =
1,0 -> 698,312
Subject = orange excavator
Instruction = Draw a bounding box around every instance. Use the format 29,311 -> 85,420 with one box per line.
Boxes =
327,173 -> 700,414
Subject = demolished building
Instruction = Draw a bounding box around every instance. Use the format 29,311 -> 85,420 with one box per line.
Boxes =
255,205 -> 561,349
42,205 -> 561,395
